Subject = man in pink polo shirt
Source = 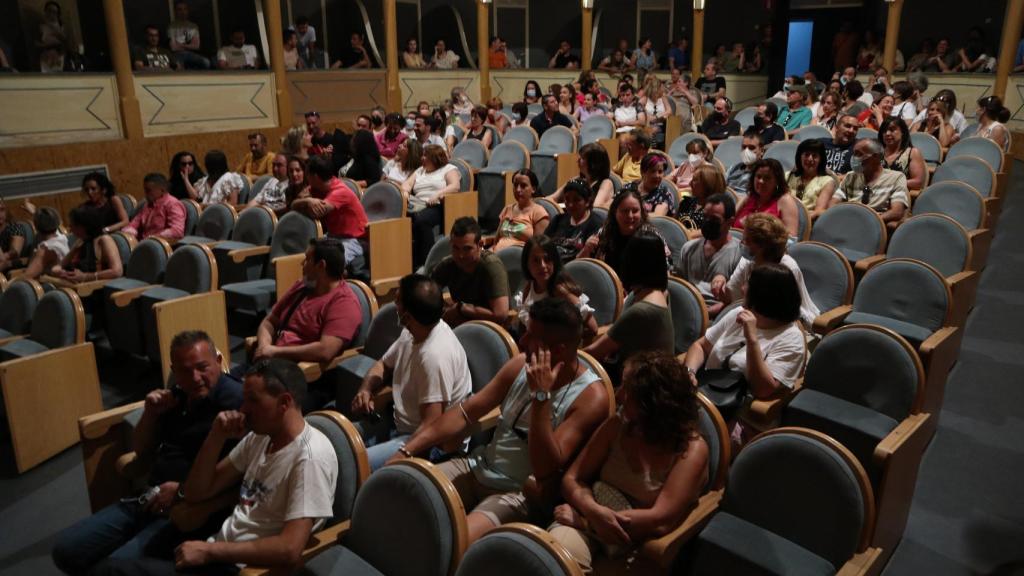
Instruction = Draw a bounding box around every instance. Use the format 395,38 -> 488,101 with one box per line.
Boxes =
374,113 -> 408,159
123,173 -> 186,242
292,156 -> 369,272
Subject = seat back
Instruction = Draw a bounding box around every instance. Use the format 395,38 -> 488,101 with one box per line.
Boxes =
454,321 -> 518,394
564,258 -> 623,327
505,126 -> 539,151
805,325 -> 923,422
237,176 -> 252,204
346,459 -> 466,576
767,97 -> 787,110
853,258 -> 951,333
193,203 -> 237,241
696,393 -> 731,491
788,241 -> 853,314
485,124 -> 503,149
960,122 -> 980,139
764,140 -> 799,172
668,133 -> 710,166
792,125 -> 832,142
180,200 -> 201,236
109,232 -> 135,268
116,193 -> 136,216
29,287 -> 84,349
164,244 -> 216,294
269,212 -> 322,261
713,137 -> 743,172
733,107 -> 758,131
910,132 -> 942,166
250,174 -> 275,201
126,237 -> 172,283
450,158 -> 475,192
887,214 -> 971,277
455,524 -> 583,576
16,220 -> 35,257
453,139 -> 490,170
856,127 -> 878,140
363,302 -> 403,360
794,198 -> 811,241
581,115 -> 614,145
496,246 -> 524,298
947,136 -> 1003,171
339,177 -> 363,197
535,198 -> 562,221
346,279 -> 378,350
723,429 -> 873,568
590,206 -> 608,227
305,411 -> 369,525
231,205 -> 277,246
810,203 -> 886,261
932,155 -> 995,197
0,279 -> 43,335
648,216 -> 688,266
913,181 -> 985,230
487,141 -> 530,171
666,276 -> 708,355
537,126 -> 576,154
361,181 -> 406,222
422,236 -> 451,275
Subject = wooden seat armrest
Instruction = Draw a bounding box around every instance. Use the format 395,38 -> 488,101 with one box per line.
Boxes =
853,255 -> 885,277
947,270 -> 976,286
323,347 -> 364,372
40,275 -> 111,297
111,285 -> 158,307
228,245 -> 272,264
0,334 -> 27,347
873,412 -> 930,466
918,326 -> 959,359
837,547 -> 885,576
114,451 -> 152,480
908,188 -> 922,202
299,362 -> 323,382
238,521 -> 353,576
596,325 -> 611,337
468,406 -> 502,435
79,400 -> 147,440
812,305 -> 852,336
639,490 -> 723,570
745,380 -> 802,430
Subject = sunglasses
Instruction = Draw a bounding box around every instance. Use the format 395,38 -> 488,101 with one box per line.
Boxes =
860,185 -> 873,205
181,160 -> 194,166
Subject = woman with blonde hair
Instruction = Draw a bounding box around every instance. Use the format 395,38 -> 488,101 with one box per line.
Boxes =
640,75 -> 672,147
676,163 -> 725,230
403,144 -> 461,266
280,125 -> 311,160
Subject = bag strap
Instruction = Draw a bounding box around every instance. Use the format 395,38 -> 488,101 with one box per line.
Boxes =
274,287 -> 309,344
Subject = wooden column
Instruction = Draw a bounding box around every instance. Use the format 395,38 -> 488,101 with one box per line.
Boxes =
263,0 -> 292,125
993,0 -> 1024,100
384,0 -> 402,111
582,6 -> 593,72
102,0 -> 143,140
477,0 -> 492,102
691,8 -> 705,82
882,0 -> 903,73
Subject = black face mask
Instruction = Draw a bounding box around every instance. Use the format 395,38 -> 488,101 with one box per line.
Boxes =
701,218 -> 722,241
753,115 -> 766,129
371,115 -> 383,127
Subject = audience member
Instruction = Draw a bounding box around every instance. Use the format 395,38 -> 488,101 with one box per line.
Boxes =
612,129 -> 650,183
856,30 -> 882,71
37,0 -> 72,73
668,68 -> 701,132
293,157 -> 368,268
374,113 -> 408,160
345,129 -> 384,188
282,29 -> 303,70
667,37 -> 689,71
578,188 -> 667,282
670,137 -> 712,190
813,91 -> 842,131
549,143 -> 615,210
293,17 -> 318,67
431,217 -> 510,326
676,193 -> 740,316
463,105 -> 495,149
597,48 -> 633,77
550,350 -> 708,572
906,39 -> 933,73
28,171 -> 129,235
720,42 -> 745,73
832,21 -> 858,71
281,124 -> 312,160
821,114 -> 859,174
488,36 -> 508,69
236,133 -> 275,180
755,101 -> 786,145
610,85 -> 646,134
974,95 -> 1011,151
430,39 -> 460,69
831,139 -> 909,231
413,114 -> 446,148
778,85 -> 813,132
52,331 -> 243,575
576,91 -> 604,124
333,32 -> 370,69
734,158 -> 799,238
786,139 -> 836,221
383,138 -> 422,186
922,38 -> 956,73
168,151 -> 205,200
522,80 -> 543,105
724,128 -> 764,196
190,150 -> 245,205
530,94 -> 574,139
494,169 -> 550,251
631,37 -> 657,81
0,200 -> 26,272
403,37 -> 426,68
403,144 -> 460,267
910,89 -> 967,136
957,27 -> 991,72
859,93 -> 894,131
548,179 -> 602,263
133,25 -> 178,71
557,84 -> 578,117
124,173 -> 186,242
677,164 -> 725,230
640,76 -> 671,144
889,80 -> 918,122
20,207 -> 69,280
306,110 -> 352,171
882,117 -> 929,190
282,156 -> 310,209
247,153 -> 290,213
700,97 -> 740,146
840,80 -> 869,117
549,40 -> 580,69
624,153 -> 673,217
351,273 -> 472,470
51,206 -> 125,283
513,235 -> 598,339
217,28 -> 259,69
167,1 -> 209,69
695,62 -> 726,106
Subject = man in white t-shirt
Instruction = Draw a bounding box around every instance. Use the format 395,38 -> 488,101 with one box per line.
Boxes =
351,274 -> 472,470
167,0 -> 210,69
95,359 -> 337,575
217,29 -> 259,70
247,153 -> 290,213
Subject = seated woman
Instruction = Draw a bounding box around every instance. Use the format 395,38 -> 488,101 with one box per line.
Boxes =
584,233 -> 674,379
716,213 -> 819,329
623,154 -> 674,217
910,100 -> 955,148
676,164 -> 725,232
168,150 -> 206,200
879,117 -> 928,191
786,139 -> 836,221
609,84 -> 646,134
0,199 -> 27,273
548,179 -> 603,263
486,97 -> 510,137
514,235 -> 598,340
640,76 -> 672,147
279,125 -> 312,160
575,92 -> 604,125
734,159 -> 800,238
685,262 -> 806,424
188,150 -> 245,205
558,84 -> 578,117
550,351 -> 709,574
402,144 -> 461,267
383,139 -> 423,186
812,90 -> 842,131
20,207 -> 70,280
578,188 -> 667,282
282,156 -> 310,211
344,129 -> 384,189
974,96 -> 1011,151
670,138 -> 713,190
52,206 -> 124,283
462,105 -> 494,150
857,93 -> 894,132
548,143 -> 616,210
24,171 -> 129,234
493,169 -> 550,252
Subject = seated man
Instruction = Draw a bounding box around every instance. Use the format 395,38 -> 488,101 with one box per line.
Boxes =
676,193 -> 741,317
94,359 -> 338,575
755,101 -> 786,145
821,113 -> 860,174
724,128 -> 764,196
292,156 -> 369,271
123,173 -> 186,242
351,273 -> 472,470
53,331 -> 243,575
431,217 -> 509,327
254,237 -> 363,411
830,139 -> 909,231
530,94 -> 574,138
389,298 -> 609,544
236,132 -> 275,180
246,153 -> 289,214
612,129 -> 650,183
132,25 -> 178,71
19,206 -> 68,280
216,28 -> 259,69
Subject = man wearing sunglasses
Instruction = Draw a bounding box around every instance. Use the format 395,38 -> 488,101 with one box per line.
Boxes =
830,139 -> 908,232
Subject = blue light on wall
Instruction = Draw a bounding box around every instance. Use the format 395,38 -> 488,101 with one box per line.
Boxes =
785,20 -> 814,77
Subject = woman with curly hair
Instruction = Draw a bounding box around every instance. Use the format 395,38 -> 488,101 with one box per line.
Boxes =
577,188 -> 669,282
549,351 -> 709,573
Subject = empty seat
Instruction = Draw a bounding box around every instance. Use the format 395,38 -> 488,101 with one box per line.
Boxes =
180,199 -> 201,237
361,181 -> 406,221
0,287 -> 84,361
910,132 -> 942,167
496,245 -> 524,297
946,136 -> 1004,171
178,203 -> 237,244
210,205 -> 279,285
505,126 -> 539,151
531,126 -> 578,194
0,279 -> 44,340
764,140 -> 799,172
913,182 -> 991,270
580,115 -> 614,145
103,238 -> 173,355
810,203 -> 887,265
931,156 -> 995,198
453,139 -> 490,171
564,258 -> 623,328
842,258 -> 950,347
713,137 -> 743,172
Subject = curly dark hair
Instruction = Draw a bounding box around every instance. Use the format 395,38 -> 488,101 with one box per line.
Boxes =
623,351 -> 700,453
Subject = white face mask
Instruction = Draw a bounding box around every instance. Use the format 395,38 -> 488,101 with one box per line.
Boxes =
303,278 -> 316,289
741,148 -> 758,166
688,153 -> 703,166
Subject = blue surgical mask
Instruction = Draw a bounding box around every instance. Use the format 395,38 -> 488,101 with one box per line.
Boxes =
850,156 -> 864,174
526,89 -> 537,98
840,76 -> 849,86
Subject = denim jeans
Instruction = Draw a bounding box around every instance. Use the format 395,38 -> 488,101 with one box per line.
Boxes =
90,557 -> 239,576
365,430 -> 412,471
174,50 -> 210,70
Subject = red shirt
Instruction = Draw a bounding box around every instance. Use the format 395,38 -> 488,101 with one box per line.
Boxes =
316,178 -> 368,239
125,192 -> 186,241
735,193 -> 783,229
270,280 -> 362,347
374,130 -> 407,159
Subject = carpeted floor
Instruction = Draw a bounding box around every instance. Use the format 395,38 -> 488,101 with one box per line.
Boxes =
0,162 -> 1021,576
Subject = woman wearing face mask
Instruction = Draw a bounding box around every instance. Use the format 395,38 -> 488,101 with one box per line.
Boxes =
786,139 -> 836,221
734,159 -> 799,238
880,117 -> 928,190
624,154 -> 673,217
548,179 -> 602,263
974,95 -> 1011,151
513,235 -> 598,340
462,105 -> 494,150
548,143 -> 615,210
670,138 -> 713,190
676,164 -> 725,232
716,213 -> 818,329
550,350 -> 708,573
578,189 -> 669,281
431,108 -> 459,151
523,80 -> 543,105
493,169 -> 549,251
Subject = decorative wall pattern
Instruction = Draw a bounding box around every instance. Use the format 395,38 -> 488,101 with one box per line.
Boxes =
135,72 -> 278,137
0,75 -> 122,149
287,70 -> 387,125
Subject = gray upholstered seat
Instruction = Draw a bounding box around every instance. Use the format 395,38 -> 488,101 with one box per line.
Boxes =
792,125 -> 832,142
764,140 -> 799,172
856,127 -> 878,140
334,303 -> 402,400
685,431 -> 870,576
455,527 -> 576,576
932,156 -> 995,197
222,278 -> 276,312
910,132 -> 942,167
564,258 -> 622,327
886,214 -> 970,278
116,194 -> 136,217
237,176 -> 252,204
496,246 -> 523,298
505,126 -> 539,151
590,207 -> 608,227
0,280 -> 42,337
0,288 -> 80,361
306,412 -> 366,526
795,200 -> 810,240
713,137 -> 743,172
477,142 -> 530,231
535,199 -> 561,221
788,241 -> 852,315
339,177 -> 362,197
137,245 -> 215,362
109,233 -> 133,269
449,159 -> 474,192
213,206 -> 278,285
580,115 -> 614,145
946,136 -> 1004,170
104,238 -> 171,355
668,133 -> 709,165
733,107 -> 758,131
667,277 -> 705,355
15,221 -> 34,257
531,127 -> 577,193
841,259 -> 949,347
452,139 -> 489,170
346,281 -> 373,350
913,182 -> 985,230
841,312 -> 933,347
179,203 -> 236,243
455,321 -> 516,394
810,203 -> 885,265
419,236 -> 451,276
695,400 -> 726,492
361,181 -> 405,222
649,216 -> 688,266
178,200 -> 199,237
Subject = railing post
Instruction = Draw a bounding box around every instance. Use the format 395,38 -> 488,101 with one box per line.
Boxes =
881,0 -> 903,73
384,0 -> 403,111
993,0 -> 1024,100
478,0 -> 492,102
102,0 -> 144,140
263,0 -> 293,125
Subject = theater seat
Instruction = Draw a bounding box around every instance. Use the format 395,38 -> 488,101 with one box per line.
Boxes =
810,203 -> 887,266
212,205 -> 279,285
564,258 -> 623,329
0,287 -> 84,361
666,276 -> 708,355
457,524 -> 583,576
177,202 -> 238,244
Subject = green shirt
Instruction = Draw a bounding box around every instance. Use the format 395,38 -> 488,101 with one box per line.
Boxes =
608,299 -> 674,361
431,250 -> 509,308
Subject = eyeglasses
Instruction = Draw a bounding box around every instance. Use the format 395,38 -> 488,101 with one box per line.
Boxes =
860,186 -> 873,204
181,160 -> 194,166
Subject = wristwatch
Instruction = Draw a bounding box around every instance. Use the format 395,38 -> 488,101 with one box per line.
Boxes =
532,390 -> 551,403
175,487 -> 186,502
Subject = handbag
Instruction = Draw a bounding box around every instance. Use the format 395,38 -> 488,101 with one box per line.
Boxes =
697,368 -> 747,422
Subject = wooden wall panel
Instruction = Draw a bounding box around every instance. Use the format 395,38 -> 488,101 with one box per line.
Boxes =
287,70 -> 387,126
0,75 -> 122,149
134,73 -> 278,138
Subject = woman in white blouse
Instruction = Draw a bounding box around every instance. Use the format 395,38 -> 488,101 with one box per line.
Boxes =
383,139 -> 423,186
402,144 -> 461,267
187,149 -> 245,205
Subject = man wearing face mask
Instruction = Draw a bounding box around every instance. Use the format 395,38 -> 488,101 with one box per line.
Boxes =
754,101 -> 786,145
699,97 -> 740,147
351,274 -> 472,470
724,128 -> 763,196
830,139 -> 908,231
676,194 -> 741,317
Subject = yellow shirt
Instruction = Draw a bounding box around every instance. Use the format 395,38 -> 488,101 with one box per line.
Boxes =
613,154 -> 642,184
237,152 -> 275,179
